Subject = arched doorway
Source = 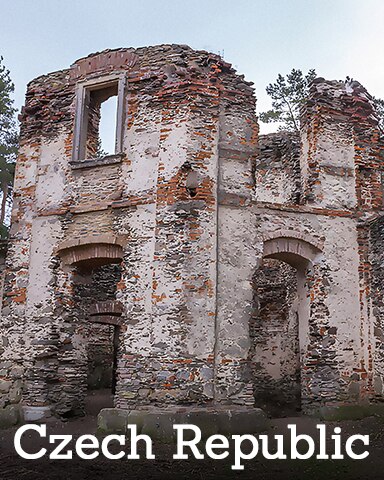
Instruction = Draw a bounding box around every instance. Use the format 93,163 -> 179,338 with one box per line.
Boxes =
250,234 -> 321,416
72,263 -> 123,415
56,235 -> 125,417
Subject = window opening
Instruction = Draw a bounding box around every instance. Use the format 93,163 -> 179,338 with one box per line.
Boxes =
73,75 -> 125,162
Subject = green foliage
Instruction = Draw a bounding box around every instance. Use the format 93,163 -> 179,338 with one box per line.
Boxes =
0,223 -> 9,239
95,137 -> 108,159
0,56 -> 17,237
261,69 -> 384,133
372,96 -> 384,131
259,68 -> 317,133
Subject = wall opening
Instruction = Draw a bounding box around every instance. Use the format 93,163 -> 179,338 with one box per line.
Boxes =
72,75 -> 125,162
73,263 -> 122,415
98,94 -> 118,156
250,243 -> 312,417
84,83 -> 118,159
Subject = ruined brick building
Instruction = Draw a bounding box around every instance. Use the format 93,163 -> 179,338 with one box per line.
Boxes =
1,45 -> 384,425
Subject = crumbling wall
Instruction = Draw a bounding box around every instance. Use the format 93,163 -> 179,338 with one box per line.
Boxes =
256,132 -> 301,204
299,78 -> 384,406
0,45 -> 259,419
214,65 -> 257,406
252,79 -> 384,410
1,46 -> 384,422
216,77 -> 384,414
251,259 -> 301,415
369,216 -> 384,399
245,213 -> 360,411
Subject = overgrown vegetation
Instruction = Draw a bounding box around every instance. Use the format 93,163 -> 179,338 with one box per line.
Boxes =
259,68 -> 317,133
260,68 -> 384,133
0,56 -> 17,239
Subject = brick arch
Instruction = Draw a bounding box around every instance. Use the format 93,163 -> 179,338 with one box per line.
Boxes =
263,234 -> 322,268
70,50 -> 138,80
56,234 -> 126,268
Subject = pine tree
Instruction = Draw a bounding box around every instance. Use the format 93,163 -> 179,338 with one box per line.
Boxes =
0,56 -> 17,238
372,96 -> 384,131
259,68 -> 317,133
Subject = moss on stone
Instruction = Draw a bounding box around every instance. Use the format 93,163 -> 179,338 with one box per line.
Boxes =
319,404 -> 384,421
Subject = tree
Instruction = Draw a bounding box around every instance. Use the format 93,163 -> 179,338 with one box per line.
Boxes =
260,69 -> 384,133
372,96 -> 384,131
95,137 -> 108,159
0,56 -> 17,238
259,68 -> 317,133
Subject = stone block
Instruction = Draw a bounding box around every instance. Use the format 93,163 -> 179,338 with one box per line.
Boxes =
22,405 -> 52,422
217,408 -> 269,435
0,379 -> 12,394
318,404 -> 384,421
141,412 -> 183,443
97,407 -> 269,443
0,405 -> 21,428
97,408 -> 129,434
184,411 -> 219,439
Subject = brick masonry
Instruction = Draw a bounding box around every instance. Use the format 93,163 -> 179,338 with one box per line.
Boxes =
0,46 -> 383,419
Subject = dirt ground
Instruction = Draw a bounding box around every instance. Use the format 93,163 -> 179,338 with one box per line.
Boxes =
1,394 -> 384,480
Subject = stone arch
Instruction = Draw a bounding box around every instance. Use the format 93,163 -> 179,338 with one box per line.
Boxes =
262,233 -> 322,269
262,229 -> 323,247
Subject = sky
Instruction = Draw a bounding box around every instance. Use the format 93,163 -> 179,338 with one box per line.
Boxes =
1,0 -> 383,136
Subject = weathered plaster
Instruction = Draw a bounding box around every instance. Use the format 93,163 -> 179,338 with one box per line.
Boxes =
0,47 -> 383,420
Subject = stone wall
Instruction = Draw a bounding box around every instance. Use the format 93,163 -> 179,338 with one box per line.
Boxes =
256,132 -> 301,204
0,46 -> 257,418
251,259 -> 300,415
1,46 -> 384,421
214,76 -> 384,413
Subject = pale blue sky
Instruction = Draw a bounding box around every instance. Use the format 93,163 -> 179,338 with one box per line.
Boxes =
1,0 -> 383,134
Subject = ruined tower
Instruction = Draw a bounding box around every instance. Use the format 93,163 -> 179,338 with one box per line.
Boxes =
1,46 -> 384,428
